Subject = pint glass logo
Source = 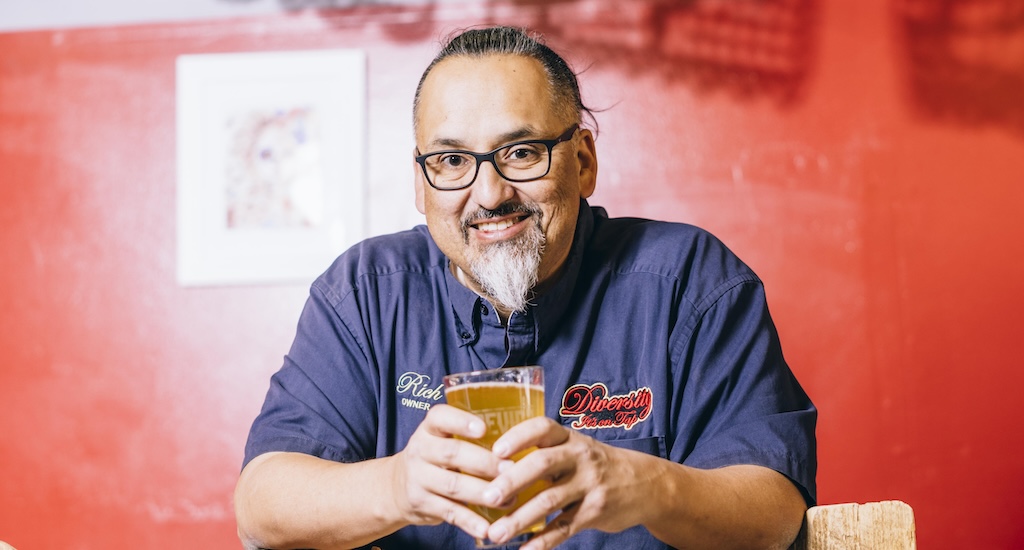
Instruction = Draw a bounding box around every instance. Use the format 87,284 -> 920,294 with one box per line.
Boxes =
558,383 -> 653,430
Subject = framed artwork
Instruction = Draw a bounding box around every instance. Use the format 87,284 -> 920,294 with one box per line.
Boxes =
176,48 -> 366,286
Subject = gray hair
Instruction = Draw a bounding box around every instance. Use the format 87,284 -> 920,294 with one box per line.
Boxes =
413,26 -> 594,132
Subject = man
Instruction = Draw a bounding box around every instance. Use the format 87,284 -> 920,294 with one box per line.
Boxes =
235,26 -> 816,550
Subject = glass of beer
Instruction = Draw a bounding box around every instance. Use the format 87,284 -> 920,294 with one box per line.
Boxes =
443,366 -> 547,548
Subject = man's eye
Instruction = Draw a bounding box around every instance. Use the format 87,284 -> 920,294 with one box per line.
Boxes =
505,145 -> 542,162
438,154 -> 470,169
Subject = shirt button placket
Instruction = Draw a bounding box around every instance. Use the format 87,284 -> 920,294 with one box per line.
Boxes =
504,310 -> 535,366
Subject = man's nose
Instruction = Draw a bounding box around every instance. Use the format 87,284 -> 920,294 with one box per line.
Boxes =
471,159 -> 515,210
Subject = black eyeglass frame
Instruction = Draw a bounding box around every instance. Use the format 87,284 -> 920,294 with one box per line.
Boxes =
415,124 -> 580,191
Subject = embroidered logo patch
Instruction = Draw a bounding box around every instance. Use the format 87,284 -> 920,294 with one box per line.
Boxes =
559,382 -> 653,430
396,371 -> 444,411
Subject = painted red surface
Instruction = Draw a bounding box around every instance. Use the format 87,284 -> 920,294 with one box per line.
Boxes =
1,1 -> 1022,548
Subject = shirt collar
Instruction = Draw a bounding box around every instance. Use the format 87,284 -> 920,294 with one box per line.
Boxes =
532,199 -> 594,347
443,260 -> 482,347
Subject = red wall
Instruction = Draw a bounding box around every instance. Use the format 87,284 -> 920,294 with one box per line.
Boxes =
2,2 -> 1022,548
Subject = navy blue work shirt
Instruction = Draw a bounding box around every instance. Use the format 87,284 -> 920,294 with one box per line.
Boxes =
244,200 -> 817,549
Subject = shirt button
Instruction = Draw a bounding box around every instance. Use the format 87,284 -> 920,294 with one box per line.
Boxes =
460,331 -> 472,339
479,304 -> 489,316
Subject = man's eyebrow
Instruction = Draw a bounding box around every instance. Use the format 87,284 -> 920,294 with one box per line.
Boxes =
427,126 -> 541,151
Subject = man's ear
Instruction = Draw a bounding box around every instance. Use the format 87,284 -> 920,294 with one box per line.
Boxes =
413,149 -> 426,214
577,128 -> 598,199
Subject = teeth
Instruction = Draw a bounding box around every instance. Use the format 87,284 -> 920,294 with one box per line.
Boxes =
477,219 -> 516,232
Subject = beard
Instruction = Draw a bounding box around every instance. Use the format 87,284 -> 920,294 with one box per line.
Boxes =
462,203 -> 545,314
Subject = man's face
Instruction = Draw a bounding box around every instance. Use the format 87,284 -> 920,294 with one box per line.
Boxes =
413,54 -> 598,307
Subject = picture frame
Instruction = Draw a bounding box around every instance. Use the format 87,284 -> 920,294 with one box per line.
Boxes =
176,48 -> 366,286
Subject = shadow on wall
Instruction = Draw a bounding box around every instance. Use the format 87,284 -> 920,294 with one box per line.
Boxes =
894,0 -> 1024,136
218,0 -> 823,106
218,0 -> 1024,137
525,0 -> 821,107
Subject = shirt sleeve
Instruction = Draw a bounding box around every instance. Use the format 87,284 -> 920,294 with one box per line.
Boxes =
242,280 -> 379,470
673,277 -> 817,505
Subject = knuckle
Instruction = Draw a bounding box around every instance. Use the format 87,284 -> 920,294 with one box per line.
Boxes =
533,449 -> 558,471
444,470 -> 461,497
589,488 -> 610,516
440,439 -> 462,464
583,443 -> 605,465
536,488 -> 563,512
399,472 -> 435,522
409,489 -> 431,512
403,492 -> 429,523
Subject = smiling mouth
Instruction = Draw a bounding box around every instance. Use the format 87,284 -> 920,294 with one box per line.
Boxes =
462,203 -> 540,242
472,215 -> 529,232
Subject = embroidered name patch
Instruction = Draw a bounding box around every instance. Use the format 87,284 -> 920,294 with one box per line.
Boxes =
396,371 -> 444,411
559,382 -> 653,430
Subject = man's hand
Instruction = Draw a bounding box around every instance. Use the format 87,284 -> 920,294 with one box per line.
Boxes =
389,404 -> 511,540
477,417 -> 659,549
237,409 -> 804,550
235,405 -> 517,550
476,418 -> 807,550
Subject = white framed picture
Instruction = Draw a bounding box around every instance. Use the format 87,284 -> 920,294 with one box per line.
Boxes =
176,48 -> 366,286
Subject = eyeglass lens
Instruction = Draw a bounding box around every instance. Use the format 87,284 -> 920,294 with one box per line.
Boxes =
423,141 -> 552,189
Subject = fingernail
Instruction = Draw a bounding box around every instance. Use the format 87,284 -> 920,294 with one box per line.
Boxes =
492,441 -> 509,458
469,420 -> 485,437
483,487 -> 502,507
498,459 -> 514,474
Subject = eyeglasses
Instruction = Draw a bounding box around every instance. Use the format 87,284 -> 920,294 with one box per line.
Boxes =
415,124 -> 579,191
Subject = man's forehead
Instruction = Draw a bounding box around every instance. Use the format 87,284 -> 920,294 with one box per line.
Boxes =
415,54 -> 558,147
424,125 -> 545,150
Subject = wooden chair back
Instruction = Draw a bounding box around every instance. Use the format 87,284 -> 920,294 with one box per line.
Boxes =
790,500 -> 916,550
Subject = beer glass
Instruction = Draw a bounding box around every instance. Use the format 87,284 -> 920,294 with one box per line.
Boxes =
443,366 -> 547,548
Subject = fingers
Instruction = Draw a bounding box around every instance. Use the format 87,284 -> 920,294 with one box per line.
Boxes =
421,461 -> 494,504
485,474 -> 581,547
421,403 -> 486,439
481,425 -> 583,546
485,418 -> 573,506
416,405 -> 505,479
491,416 -> 569,459
518,504 -> 582,550
396,405 -> 514,537
401,476 -> 492,540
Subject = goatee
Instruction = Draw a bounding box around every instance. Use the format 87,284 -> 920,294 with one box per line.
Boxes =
463,203 -> 545,314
